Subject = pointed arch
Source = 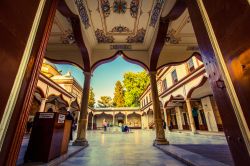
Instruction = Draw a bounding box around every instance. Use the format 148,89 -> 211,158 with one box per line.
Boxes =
91,50 -> 149,72
157,52 -> 202,70
186,76 -> 208,98
164,94 -> 184,108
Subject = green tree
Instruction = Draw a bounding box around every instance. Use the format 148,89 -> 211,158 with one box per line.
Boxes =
88,87 -> 95,108
123,71 -> 150,107
113,81 -> 125,107
97,96 -> 113,107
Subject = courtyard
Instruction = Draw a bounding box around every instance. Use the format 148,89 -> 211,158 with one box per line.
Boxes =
58,130 -> 233,166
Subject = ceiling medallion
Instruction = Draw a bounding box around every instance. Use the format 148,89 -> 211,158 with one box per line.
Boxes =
101,0 -> 110,17
111,25 -> 131,33
126,28 -> 146,43
113,0 -> 127,14
95,29 -> 114,43
130,0 -> 139,18
75,0 -> 90,29
150,0 -> 165,27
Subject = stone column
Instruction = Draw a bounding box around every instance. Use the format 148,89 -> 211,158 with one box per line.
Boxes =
147,113 -> 150,129
113,112 -> 115,126
149,71 -> 169,145
39,98 -> 47,112
125,112 -> 127,124
185,99 -> 197,133
140,115 -> 143,129
175,106 -> 183,130
163,108 -> 169,132
73,72 -> 91,146
201,96 -> 218,132
91,115 -> 94,130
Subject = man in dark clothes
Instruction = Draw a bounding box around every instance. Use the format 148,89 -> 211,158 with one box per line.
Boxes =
162,119 -> 166,129
66,111 -> 74,140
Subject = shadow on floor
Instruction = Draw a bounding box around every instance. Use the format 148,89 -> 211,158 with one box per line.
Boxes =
173,144 -> 234,166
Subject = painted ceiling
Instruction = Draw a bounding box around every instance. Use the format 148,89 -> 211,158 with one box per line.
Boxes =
45,0 -> 200,72
75,0 -> 164,46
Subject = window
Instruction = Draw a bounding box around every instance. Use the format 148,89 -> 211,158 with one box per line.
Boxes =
162,79 -> 167,91
187,58 -> 195,72
171,70 -> 178,84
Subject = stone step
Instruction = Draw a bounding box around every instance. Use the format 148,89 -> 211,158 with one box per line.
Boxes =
154,144 -> 229,166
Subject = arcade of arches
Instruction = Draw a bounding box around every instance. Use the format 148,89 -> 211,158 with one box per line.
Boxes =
0,0 -> 249,165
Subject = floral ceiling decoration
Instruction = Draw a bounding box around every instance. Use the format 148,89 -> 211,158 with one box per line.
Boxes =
126,28 -> 146,43
78,0 -> 162,44
111,25 -> 131,33
75,0 -> 90,29
101,0 -> 111,17
113,0 -> 127,14
62,32 -> 76,44
150,0 -> 165,27
165,29 -> 181,44
130,0 -> 139,18
95,29 -> 114,43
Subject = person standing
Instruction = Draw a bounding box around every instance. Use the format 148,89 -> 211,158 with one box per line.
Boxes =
103,119 -> 107,132
66,111 -> 74,141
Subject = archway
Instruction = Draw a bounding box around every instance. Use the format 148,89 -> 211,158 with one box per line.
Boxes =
187,77 -> 223,132
95,112 -> 113,129
1,0 -> 249,165
127,112 -> 141,129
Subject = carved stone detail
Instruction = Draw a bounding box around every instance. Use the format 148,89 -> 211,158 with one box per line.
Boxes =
101,0 -> 110,17
130,0 -> 139,18
165,29 -> 181,44
75,0 -> 90,29
95,29 -> 114,43
150,0 -> 165,27
111,25 -> 131,33
126,28 -> 146,43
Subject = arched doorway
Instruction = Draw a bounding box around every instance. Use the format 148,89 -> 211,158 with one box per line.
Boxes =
127,112 -> 141,129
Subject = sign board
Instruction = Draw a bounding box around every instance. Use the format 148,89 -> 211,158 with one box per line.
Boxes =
39,113 -> 54,119
58,114 -> 65,123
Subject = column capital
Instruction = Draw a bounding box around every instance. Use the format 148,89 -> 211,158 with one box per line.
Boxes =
147,71 -> 157,76
84,71 -> 92,76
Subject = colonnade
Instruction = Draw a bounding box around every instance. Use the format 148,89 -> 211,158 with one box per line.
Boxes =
72,71 -> 169,146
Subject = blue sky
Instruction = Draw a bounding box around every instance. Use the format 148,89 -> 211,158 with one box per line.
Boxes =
55,56 -> 144,101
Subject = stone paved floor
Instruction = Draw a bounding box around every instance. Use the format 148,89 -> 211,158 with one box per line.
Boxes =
59,130 -> 187,166
165,131 -> 233,165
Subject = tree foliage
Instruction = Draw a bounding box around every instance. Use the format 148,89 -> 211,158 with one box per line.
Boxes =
97,96 -> 113,107
113,81 -> 125,107
123,71 -> 149,107
88,87 -> 95,108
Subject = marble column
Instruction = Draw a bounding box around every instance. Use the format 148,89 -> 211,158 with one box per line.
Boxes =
113,112 -> 115,126
125,112 -> 128,124
186,99 -> 197,133
91,115 -> 94,130
73,72 -> 91,146
140,115 -> 143,129
175,106 -> 183,130
163,108 -> 169,132
39,98 -> 47,112
147,113 -> 150,129
149,71 -> 169,145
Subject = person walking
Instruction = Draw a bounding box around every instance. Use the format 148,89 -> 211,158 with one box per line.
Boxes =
103,119 -> 107,132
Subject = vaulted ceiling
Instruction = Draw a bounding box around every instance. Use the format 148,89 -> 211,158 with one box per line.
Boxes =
45,0 -> 200,72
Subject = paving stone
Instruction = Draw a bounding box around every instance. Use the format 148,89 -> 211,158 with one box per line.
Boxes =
59,130 -> 186,166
